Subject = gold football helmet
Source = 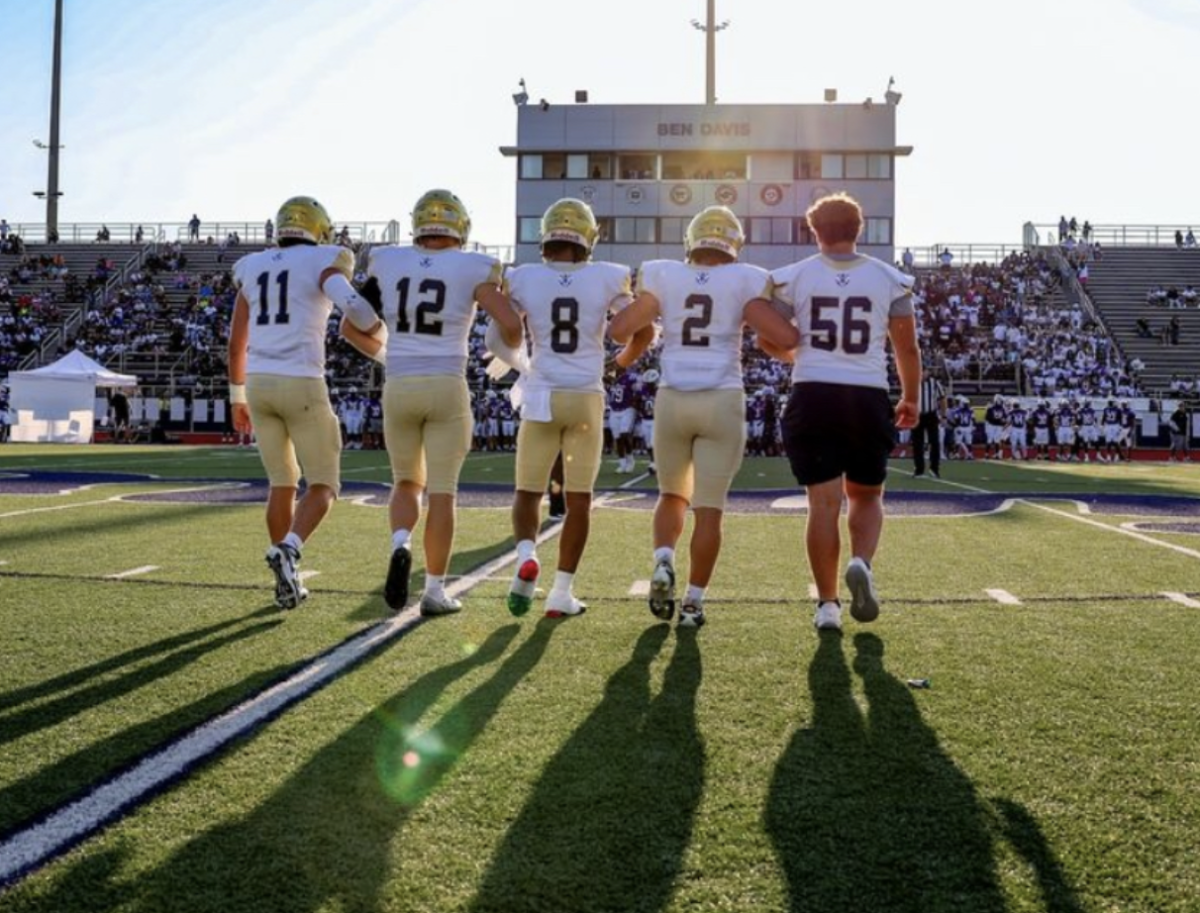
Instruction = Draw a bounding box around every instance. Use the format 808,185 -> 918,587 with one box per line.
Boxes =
540,198 -> 599,254
685,205 -> 744,260
275,196 -> 334,244
412,189 -> 471,243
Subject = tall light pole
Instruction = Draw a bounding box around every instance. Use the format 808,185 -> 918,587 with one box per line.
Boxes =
46,0 -> 65,239
691,0 -> 730,106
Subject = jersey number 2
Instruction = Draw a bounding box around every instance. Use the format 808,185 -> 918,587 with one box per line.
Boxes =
255,271 -> 290,325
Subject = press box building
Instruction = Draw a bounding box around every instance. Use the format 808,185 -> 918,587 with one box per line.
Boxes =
502,100 -> 909,268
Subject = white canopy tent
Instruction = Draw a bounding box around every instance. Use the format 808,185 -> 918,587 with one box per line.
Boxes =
8,350 -> 137,443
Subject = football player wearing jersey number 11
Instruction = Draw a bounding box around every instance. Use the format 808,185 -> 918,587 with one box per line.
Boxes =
228,196 -> 384,610
770,193 -> 921,633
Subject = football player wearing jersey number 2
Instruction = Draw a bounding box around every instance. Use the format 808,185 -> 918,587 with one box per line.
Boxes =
611,206 -> 799,629
770,193 -> 921,633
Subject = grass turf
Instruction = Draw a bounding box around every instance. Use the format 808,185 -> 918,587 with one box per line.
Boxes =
1,450 -> 1199,911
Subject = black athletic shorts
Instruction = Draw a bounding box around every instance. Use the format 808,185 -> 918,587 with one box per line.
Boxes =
782,382 -> 896,486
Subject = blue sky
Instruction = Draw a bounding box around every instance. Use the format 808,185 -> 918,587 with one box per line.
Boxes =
2,0 -> 1198,247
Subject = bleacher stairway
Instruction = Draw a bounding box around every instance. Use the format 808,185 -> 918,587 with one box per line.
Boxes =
1083,246 -> 1200,391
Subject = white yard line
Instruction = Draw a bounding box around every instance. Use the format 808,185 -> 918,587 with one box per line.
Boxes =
1018,500 -> 1200,561
629,580 -> 650,597
1162,592 -> 1200,608
889,465 -> 990,494
618,471 -> 652,490
984,588 -> 1022,605
0,493 -> 577,890
0,499 -> 116,520
104,566 -> 159,580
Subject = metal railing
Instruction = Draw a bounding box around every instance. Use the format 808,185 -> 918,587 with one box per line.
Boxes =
900,244 -> 1030,268
1031,222 -> 1200,248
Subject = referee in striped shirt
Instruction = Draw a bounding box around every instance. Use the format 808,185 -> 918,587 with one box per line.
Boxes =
912,375 -> 945,478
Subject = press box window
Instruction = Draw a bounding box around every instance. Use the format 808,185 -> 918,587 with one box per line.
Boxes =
845,155 -> 868,180
614,218 -> 657,243
868,155 -> 892,179
660,217 -> 686,245
618,154 -> 657,180
865,218 -> 892,245
518,218 -> 542,243
820,154 -> 844,179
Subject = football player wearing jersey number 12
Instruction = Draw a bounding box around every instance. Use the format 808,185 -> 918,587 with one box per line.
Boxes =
770,193 -> 921,633
342,190 -> 522,617
228,196 -> 384,610
610,206 -> 799,629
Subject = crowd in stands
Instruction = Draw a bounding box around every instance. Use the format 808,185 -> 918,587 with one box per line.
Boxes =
0,276 -> 60,371
904,250 -> 1135,396
1146,285 -> 1198,308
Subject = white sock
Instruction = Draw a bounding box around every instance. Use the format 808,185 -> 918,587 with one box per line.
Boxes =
550,570 -> 574,594
654,547 -> 675,567
517,539 -> 537,561
282,532 -> 304,554
391,528 -> 411,551
685,584 -> 705,604
425,574 -> 445,598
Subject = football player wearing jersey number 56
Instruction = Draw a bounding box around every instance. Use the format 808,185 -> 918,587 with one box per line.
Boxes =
228,196 -> 384,610
770,193 -> 921,633
342,190 -> 522,617
610,206 -> 799,629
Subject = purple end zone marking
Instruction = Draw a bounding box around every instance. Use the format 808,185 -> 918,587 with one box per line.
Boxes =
0,471 -> 152,495
1131,522 -> 1200,535
5,472 -> 1200,519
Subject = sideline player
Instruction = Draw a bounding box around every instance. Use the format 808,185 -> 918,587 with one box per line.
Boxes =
228,196 -> 382,609
610,206 -> 798,628
501,198 -> 654,618
342,190 -> 522,616
770,192 -> 921,632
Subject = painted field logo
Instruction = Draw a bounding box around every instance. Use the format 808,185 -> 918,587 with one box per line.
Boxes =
670,184 -> 693,206
760,184 -> 784,206
715,184 -> 738,206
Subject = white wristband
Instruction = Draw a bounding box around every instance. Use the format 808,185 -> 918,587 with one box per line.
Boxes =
229,383 -> 247,405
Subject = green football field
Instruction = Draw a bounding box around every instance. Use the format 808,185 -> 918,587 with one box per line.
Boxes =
1,444 -> 1199,912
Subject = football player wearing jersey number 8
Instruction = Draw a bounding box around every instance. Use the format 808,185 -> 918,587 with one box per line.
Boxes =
610,206 -> 800,628
228,196 -> 384,610
342,190 -> 522,617
770,192 -> 921,633
502,199 -> 655,618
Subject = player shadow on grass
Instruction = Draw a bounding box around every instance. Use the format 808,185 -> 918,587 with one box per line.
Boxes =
104,621 -> 556,913
0,619 -> 282,746
0,605 -> 277,714
0,664 -> 294,838
0,501 -> 219,551
466,624 -> 703,913
766,632 -> 1082,913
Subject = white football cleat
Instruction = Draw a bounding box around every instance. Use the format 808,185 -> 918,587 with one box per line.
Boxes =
544,591 -> 587,618
265,543 -> 303,610
845,557 -> 880,623
813,600 -> 842,632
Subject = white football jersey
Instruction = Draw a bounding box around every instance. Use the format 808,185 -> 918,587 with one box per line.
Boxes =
368,246 -> 502,378
232,244 -> 353,378
638,260 -> 771,393
772,254 -> 914,390
506,261 -> 632,393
